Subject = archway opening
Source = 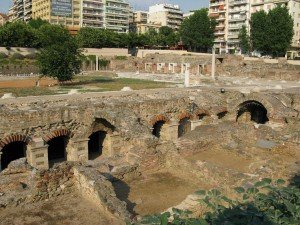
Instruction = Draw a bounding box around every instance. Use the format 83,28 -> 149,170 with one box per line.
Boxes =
178,117 -> 191,138
152,120 -> 166,138
47,135 -> 68,165
1,141 -> 26,170
217,111 -> 228,119
88,131 -> 107,160
237,101 -> 269,124
198,113 -> 208,120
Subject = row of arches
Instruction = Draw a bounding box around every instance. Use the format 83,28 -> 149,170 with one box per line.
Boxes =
0,100 -> 269,171
151,100 -> 269,139
0,117 -> 116,171
0,131 -> 108,171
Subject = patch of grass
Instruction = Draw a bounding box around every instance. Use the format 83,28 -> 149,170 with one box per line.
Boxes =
0,87 -> 58,97
0,75 -> 169,97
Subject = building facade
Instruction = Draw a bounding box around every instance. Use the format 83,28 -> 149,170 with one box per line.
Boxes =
210,0 -> 300,54
209,0 -> 228,54
104,0 -> 130,33
148,4 -> 183,30
0,13 -> 9,26
250,0 -> 300,49
227,0 -> 251,53
32,0 -> 81,34
8,0 -> 32,22
9,0 -> 130,34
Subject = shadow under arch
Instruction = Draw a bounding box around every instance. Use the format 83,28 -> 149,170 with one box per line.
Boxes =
0,134 -> 30,170
236,100 -> 269,124
87,117 -> 116,160
43,129 -> 71,167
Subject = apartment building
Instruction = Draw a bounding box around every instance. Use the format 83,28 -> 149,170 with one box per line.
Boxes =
209,0 -> 228,54
104,0 -> 130,33
31,0 -> 81,34
227,0 -> 251,53
0,13 -> 9,26
148,4 -> 183,30
8,0 -> 32,22
9,0 -> 130,34
81,0 -> 104,29
134,11 -> 148,23
250,0 -> 300,49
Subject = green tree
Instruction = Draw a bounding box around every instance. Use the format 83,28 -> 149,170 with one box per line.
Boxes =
250,6 -> 293,57
28,18 -> 49,29
37,26 -> 81,82
250,10 -> 270,54
238,25 -> 250,54
0,21 -> 39,47
267,6 -> 294,57
180,9 -> 216,52
38,24 -> 72,47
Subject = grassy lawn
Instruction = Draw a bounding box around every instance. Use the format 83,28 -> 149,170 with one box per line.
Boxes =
0,75 -> 170,98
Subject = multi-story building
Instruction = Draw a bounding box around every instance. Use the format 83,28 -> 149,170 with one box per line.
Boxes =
0,13 -> 9,26
104,0 -> 130,33
32,0 -> 81,34
227,0 -> 251,53
81,0 -> 105,29
134,11 -> 148,23
209,0 -> 228,54
250,0 -> 300,49
148,4 -> 183,30
9,0 -> 130,34
8,0 -> 32,22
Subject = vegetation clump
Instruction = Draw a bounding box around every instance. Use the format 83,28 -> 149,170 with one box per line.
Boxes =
135,178 -> 300,225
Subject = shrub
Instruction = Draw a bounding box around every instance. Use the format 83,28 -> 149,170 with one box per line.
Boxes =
0,52 -> 8,59
115,55 -> 127,60
136,178 -> 300,225
25,53 -> 37,60
11,53 -> 25,60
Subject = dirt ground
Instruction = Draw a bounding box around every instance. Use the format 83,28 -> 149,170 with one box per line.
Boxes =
113,170 -> 211,216
0,77 -> 56,88
0,192 -> 123,225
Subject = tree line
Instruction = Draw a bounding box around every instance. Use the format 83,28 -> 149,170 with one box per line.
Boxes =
0,9 -> 216,52
239,5 -> 294,57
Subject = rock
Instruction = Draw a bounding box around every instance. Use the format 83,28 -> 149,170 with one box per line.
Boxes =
121,86 -> 133,91
1,93 -> 15,99
68,89 -> 79,95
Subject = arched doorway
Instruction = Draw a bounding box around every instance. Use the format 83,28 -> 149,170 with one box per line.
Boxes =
178,117 -> 191,138
198,113 -> 208,121
217,111 -> 228,119
1,141 -> 27,170
88,131 -> 107,160
47,135 -> 68,166
237,101 -> 269,124
152,120 -> 166,138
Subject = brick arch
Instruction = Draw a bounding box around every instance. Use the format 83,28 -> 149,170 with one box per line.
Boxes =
192,108 -> 211,120
0,134 -> 30,150
231,96 -> 274,118
86,118 -> 116,137
178,112 -> 193,121
150,115 -> 170,125
43,129 -> 71,143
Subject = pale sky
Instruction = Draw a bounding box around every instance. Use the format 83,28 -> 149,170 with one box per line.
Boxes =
0,0 -> 209,14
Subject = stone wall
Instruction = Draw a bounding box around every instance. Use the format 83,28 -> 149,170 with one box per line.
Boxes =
0,88 -> 298,171
218,55 -> 300,81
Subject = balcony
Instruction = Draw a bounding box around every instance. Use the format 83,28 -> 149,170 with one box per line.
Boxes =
216,16 -> 226,21
229,16 -> 246,21
210,1 -> 225,7
228,33 -> 239,39
228,24 -> 243,30
229,0 -> 247,6
215,31 -> 225,35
